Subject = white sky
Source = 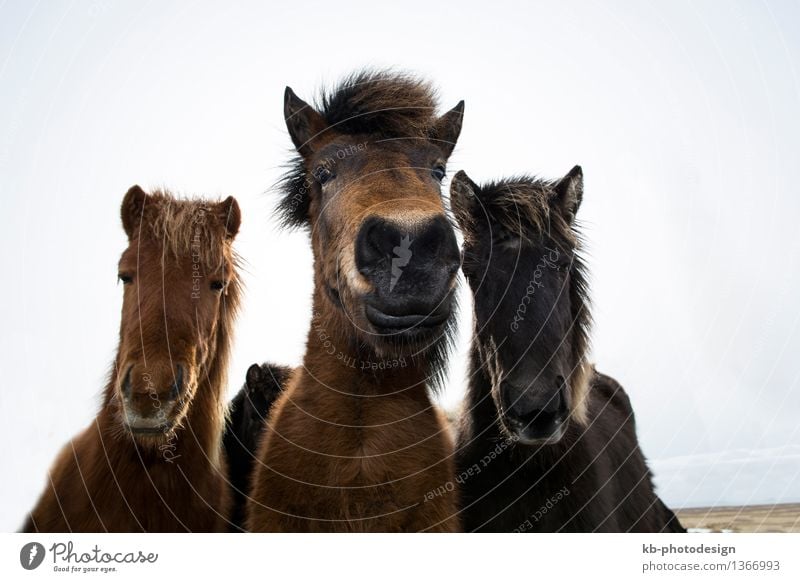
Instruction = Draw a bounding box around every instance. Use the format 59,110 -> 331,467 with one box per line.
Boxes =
1,0 -> 799,530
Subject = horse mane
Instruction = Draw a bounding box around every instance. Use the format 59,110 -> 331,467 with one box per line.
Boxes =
463,176 -> 593,421
277,69 -> 441,228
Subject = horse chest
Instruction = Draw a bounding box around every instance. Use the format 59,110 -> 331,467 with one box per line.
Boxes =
461,444 -> 619,532
263,394 -> 444,530
84,445 -> 225,532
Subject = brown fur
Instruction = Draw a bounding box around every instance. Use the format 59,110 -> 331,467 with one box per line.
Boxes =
249,325 -> 458,532
248,71 -> 464,531
23,186 -> 242,532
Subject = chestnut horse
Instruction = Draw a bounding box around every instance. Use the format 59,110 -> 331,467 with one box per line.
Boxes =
450,169 -> 684,532
247,71 -> 465,532
23,186 -> 242,532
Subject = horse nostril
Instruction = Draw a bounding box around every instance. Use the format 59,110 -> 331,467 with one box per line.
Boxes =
420,216 -> 460,272
170,365 -> 184,400
507,400 -> 564,433
122,366 -> 133,397
502,380 -> 566,431
355,216 -> 401,275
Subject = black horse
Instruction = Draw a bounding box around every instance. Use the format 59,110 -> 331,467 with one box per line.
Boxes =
223,363 -> 292,531
450,168 -> 684,532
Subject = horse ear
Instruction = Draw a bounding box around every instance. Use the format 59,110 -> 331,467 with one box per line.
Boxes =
121,185 -> 148,239
449,170 -> 479,234
246,363 -> 265,391
430,100 -> 465,158
216,196 -> 241,239
554,165 -> 583,223
284,86 -> 329,156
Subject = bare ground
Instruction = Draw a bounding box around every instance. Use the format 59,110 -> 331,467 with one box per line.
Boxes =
677,503 -> 800,533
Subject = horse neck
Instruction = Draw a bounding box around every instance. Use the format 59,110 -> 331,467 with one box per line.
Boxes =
301,285 -> 430,402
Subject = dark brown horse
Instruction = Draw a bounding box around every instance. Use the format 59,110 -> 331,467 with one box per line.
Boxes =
23,186 -> 242,532
247,71 -> 465,532
450,168 -> 684,532
223,363 -> 293,531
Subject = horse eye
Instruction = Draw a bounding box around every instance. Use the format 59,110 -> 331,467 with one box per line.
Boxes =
492,228 -> 511,243
431,165 -> 446,182
118,274 -> 133,284
210,280 -> 225,292
314,166 -> 334,185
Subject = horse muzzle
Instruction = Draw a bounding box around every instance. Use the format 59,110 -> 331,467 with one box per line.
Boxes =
119,364 -> 185,434
355,214 -> 459,341
500,377 -> 570,445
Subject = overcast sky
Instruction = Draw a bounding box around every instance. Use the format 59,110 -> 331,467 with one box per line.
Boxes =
1,0 -> 799,530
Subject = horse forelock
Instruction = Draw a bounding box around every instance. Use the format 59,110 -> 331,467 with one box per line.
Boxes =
318,69 -> 439,138
134,191 -> 235,271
